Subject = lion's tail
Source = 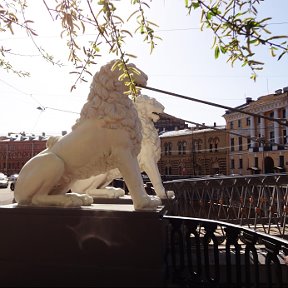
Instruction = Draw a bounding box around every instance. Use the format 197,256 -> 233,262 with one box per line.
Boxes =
46,136 -> 61,148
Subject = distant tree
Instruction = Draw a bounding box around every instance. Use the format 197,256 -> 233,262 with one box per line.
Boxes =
1,0 -> 287,95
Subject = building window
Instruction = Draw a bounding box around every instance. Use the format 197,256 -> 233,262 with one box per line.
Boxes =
195,141 -> 199,152
164,142 -> 172,155
214,143 -> 218,152
183,141 -> 186,154
283,130 -> 287,144
238,137 -> 243,151
165,166 -> 172,175
239,159 -> 243,169
230,121 -> 234,129
270,131 -> 275,144
164,143 -> 168,155
168,143 -> 172,155
282,109 -> 286,119
246,118 -> 251,126
178,141 -> 187,155
279,155 -> 284,167
254,157 -> 258,167
209,143 -> 213,152
198,140 -> 202,152
230,138 -> 235,152
178,142 -> 182,155
231,159 -> 235,169
247,138 -> 251,149
194,139 -> 202,152
238,119 -> 241,128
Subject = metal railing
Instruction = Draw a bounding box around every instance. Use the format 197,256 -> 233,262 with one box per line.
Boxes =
162,173 -> 288,239
163,215 -> 288,287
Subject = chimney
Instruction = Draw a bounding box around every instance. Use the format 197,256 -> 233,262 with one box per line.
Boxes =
275,89 -> 282,95
246,97 -> 253,104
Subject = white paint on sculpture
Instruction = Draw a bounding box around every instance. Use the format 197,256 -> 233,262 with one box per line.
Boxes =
14,60 -> 162,210
71,94 -> 175,199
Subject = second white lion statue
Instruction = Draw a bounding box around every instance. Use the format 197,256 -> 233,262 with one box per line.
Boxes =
70,94 -> 174,199
14,59 -> 162,211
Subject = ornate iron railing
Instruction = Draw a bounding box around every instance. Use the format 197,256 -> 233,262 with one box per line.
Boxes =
163,215 -> 288,288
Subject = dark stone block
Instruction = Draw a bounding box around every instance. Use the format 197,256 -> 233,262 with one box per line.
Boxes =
0,204 -> 168,287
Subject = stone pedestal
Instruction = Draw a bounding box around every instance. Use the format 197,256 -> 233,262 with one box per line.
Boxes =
0,203 -> 168,287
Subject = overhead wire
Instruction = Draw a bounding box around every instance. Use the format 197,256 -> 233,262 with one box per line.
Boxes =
138,85 -> 288,126
2,76 -> 288,149
138,85 -> 288,149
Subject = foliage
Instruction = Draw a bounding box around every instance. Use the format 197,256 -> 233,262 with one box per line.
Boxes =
0,0 -> 287,94
186,0 -> 288,81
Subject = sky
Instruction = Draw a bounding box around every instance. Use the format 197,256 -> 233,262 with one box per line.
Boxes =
1,0 -> 288,136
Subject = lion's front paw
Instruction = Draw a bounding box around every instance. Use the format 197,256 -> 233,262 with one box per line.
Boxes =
88,187 -> 125,199
110,187 -> 125,198
134,195 -> 162,211
64,193 -> 93,207
155,188 -> 175,199
79,194 -> 94,205
63,193 -> 84,207
166,190 -> 175,199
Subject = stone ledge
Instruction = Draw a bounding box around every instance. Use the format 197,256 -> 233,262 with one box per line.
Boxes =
0,203 -> 168,287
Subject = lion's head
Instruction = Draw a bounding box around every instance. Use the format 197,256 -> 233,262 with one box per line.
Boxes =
134,94 -> 164,164
72,60 -> 149,157
87,59 -> 148,99
135,94 -> 165,124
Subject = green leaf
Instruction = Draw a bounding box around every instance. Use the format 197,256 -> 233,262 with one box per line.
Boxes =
192,2 -> 200,9
207,12 -> 212,20
267,35 -> 288,41
278,51 -> 287,61
250,73 -> 257,81
146,20 -> 159,27
121,30 -> 133,37
220,46 -> 227,54
214,45 -> 220,59
127,10 -> 138,22
270,47 -> 277,57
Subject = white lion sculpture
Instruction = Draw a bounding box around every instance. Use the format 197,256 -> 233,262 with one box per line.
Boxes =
70,94 -> 174,199
14,60 -> 162,211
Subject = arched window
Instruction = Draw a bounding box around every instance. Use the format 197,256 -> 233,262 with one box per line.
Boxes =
168,142 -> 172,155
208,137 -> 213,152
198,139 -> 202,152
164,142 -> 173,156
165,166 -> 172,175
177,142 -> 182,155
183,141 -> 186,154
177,141 -> 187,155
214,137 -> 220,152
164,142 -> 168,155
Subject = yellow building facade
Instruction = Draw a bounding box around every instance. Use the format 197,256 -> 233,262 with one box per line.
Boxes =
223,88 -> 288,175
158,125 -> 228,177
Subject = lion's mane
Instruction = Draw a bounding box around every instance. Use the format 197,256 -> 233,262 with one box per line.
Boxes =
134,95 -> 162,168
72,60 -> 145,157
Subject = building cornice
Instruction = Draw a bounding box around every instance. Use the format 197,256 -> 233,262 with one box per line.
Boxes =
224,94 -> 288,121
